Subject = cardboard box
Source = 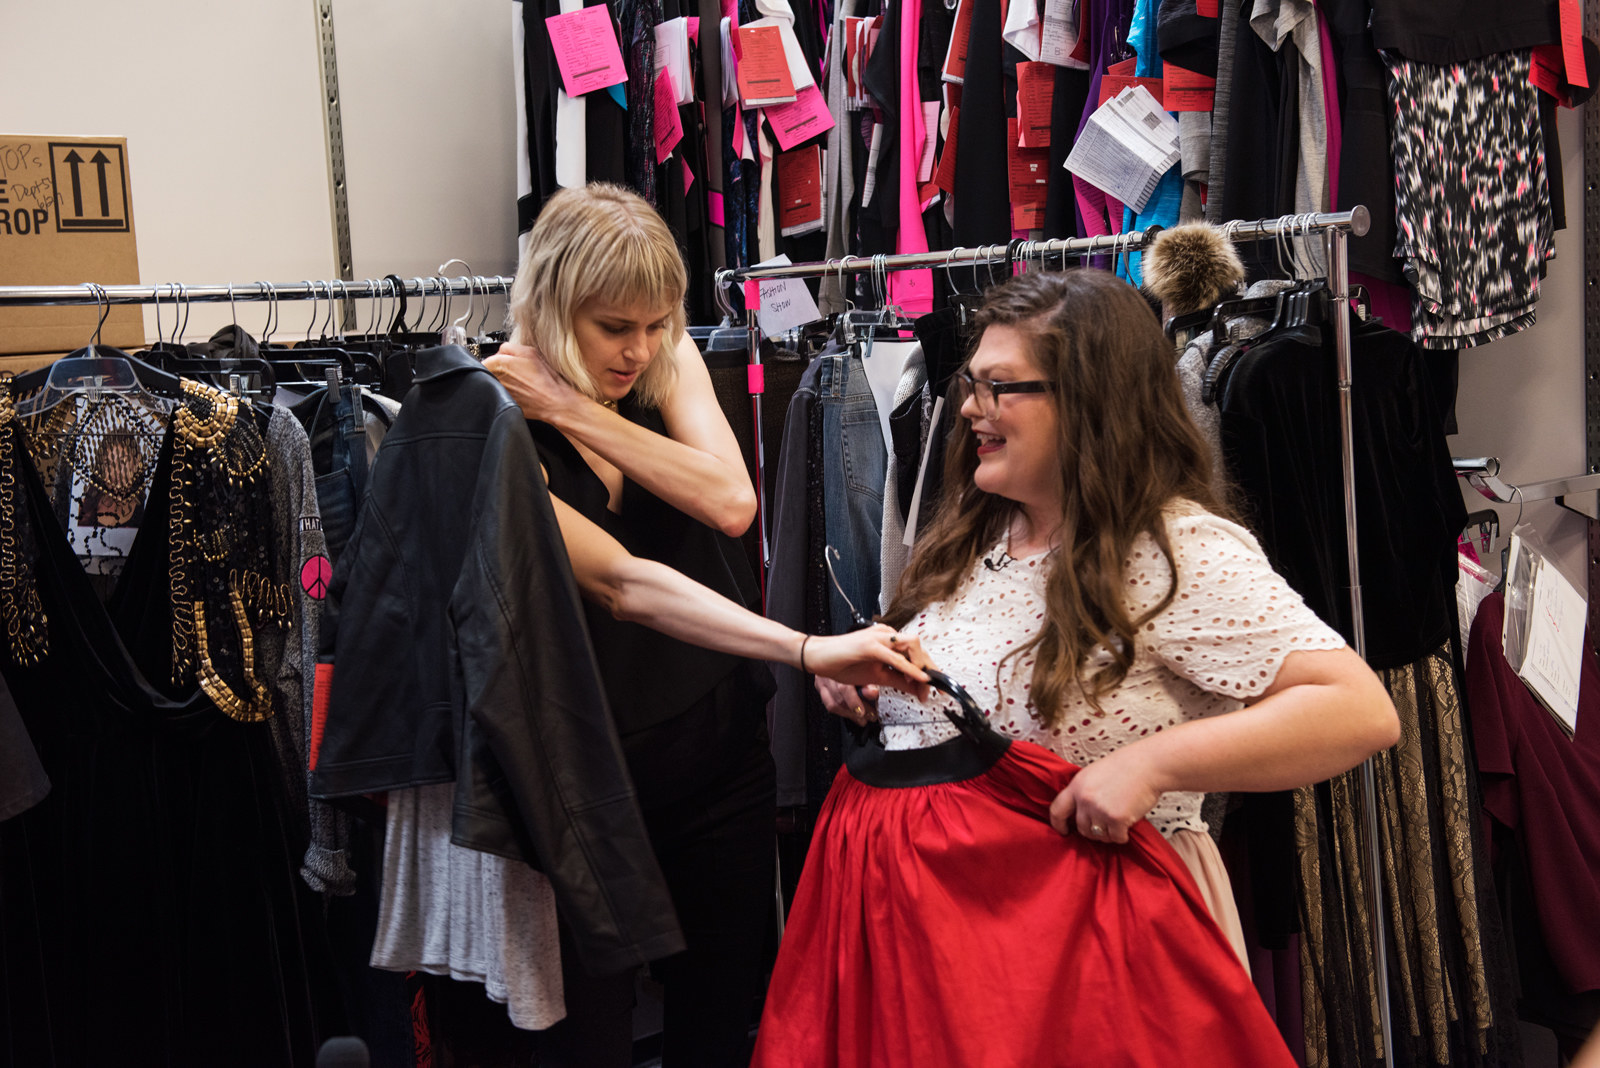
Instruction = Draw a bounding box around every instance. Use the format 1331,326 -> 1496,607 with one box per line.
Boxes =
0,352 -> 69,377
0,135 -> 143,355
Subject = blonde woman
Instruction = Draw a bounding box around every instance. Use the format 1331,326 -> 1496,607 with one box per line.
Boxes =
486,182 -> 785,1066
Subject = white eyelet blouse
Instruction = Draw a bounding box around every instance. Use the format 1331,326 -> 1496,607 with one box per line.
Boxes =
875,502 -> 1347,837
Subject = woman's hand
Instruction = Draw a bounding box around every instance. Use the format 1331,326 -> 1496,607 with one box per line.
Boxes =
816,677 -> 879,727
484,342 -> 585,424
803,625 -> 929,703
1047,744 -> 1166,845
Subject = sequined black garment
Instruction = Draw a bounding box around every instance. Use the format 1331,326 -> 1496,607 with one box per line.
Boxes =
0,384 -> 338,1065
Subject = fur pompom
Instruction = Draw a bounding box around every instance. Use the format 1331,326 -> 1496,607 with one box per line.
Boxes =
1141,223 -> 1245,316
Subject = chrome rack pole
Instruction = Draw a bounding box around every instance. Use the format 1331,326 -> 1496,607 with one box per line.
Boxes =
1325,210 -> 1394,1065
0,277 -> 515,307
726,210 -> 1369,285
744,279 -> 771,610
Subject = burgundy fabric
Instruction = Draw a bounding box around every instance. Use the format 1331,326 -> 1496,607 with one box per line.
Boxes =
753,739 -> 1297,1067
1467,593 -> 1600,994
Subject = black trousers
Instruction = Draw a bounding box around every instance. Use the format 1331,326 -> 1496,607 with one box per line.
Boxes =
536,673 -> 778,1068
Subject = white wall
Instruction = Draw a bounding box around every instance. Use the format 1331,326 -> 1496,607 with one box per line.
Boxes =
334,0 -> 517,333
0,0 -> 516,343
1450,106 -> 1589,586
0,0 -> 335,342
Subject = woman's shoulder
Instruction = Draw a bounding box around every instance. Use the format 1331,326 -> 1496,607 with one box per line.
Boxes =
1157,500 -> 1268,559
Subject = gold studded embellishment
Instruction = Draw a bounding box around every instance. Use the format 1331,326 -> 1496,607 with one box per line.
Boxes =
168,378 -> 286,722
0,377 -> 49,665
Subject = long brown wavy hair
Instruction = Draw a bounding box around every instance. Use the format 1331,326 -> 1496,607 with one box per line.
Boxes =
882,269 -> 1234,725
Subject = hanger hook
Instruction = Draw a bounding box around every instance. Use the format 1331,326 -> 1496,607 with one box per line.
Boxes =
227,281 -> 238,329
302,280 -> 320,340
85,283 -> 110,349
823,545 -> 870,627
409,277 -> 429,336
439,259 -> 475,329
837,258 -> 856,314
474,276 -> 494,338
174,282 -> 191,347
259,282 -> 278,346
151,281 -> 167,345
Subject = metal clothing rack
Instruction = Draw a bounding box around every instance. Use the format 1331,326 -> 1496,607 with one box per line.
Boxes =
720,205 -> 1397,1062
0,274 -> 513,340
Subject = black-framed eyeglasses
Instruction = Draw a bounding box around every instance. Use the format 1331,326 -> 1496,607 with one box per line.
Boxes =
953,371 -> 1055,414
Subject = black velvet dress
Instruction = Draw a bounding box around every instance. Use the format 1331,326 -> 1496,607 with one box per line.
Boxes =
0,403 -> 336,1066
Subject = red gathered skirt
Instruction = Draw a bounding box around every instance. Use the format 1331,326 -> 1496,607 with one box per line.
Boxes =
753,738 -> 1296,1068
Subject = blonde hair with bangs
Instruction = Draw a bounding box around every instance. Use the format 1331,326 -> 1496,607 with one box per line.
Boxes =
508,183 -> 687,407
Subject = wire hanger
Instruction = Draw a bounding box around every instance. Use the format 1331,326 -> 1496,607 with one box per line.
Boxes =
438,259 -> 474,347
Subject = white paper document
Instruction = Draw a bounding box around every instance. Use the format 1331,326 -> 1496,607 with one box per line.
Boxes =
752,255 -> 823,338
1520,554 -> 1587,734
653,18 -> 695,106
1063,85 -> 1180,212
1041,0 -> 1089,68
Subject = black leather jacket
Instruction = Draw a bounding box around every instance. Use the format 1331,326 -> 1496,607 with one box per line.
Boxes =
309,345 -> 684,975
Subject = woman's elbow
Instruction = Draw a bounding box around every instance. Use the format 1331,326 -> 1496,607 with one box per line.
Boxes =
714,487 -> 758,539
1353,677 -> 1402,755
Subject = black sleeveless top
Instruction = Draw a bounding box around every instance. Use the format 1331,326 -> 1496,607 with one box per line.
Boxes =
530,398 -> 765,736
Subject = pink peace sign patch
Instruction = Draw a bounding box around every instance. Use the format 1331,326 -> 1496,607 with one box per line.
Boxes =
301,555 -> 333,600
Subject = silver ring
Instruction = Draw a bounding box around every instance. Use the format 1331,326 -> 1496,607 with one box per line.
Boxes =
1090,823 -> 1107,837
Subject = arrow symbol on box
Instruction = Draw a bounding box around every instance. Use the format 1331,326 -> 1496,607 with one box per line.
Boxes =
63,150 -> 83,216
91,151 -> 110,217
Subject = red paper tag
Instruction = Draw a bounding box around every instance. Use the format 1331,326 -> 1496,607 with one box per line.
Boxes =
1162,62 -> 1216,111
1017,62 -> 1054,148
1069,22 -> 1091,64
1561,0 -> 1587,89
1007,117 -> 1050,213
309,662 -> 334,771
1196,0 -> 1218,16
936,104 -> 961,194
1099,74 -> 1165,107
943,0 -> 974,84
1107,58 -> 1138,77
735,25 -> 797,105
776,144 -> 824,235
1531,44 -> 1572,105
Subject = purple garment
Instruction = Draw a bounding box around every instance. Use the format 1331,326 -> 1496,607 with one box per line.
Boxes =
1074,0 -> 1137,255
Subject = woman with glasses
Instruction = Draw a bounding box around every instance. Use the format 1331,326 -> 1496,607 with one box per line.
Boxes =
753,268 -> 1400,1066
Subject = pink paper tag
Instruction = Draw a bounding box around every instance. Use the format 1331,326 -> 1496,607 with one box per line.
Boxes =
744,280 -> 761,310
764,84 -> 836,152
747,364 -> 765,394
682,156 -> 696,192
654,70 -> 684,163
546,6 -> 629,97
709,191 -> 725,227
687,16 -> 700,44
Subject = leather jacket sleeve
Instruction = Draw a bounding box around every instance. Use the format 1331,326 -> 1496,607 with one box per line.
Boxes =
447,407 -> 685,974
